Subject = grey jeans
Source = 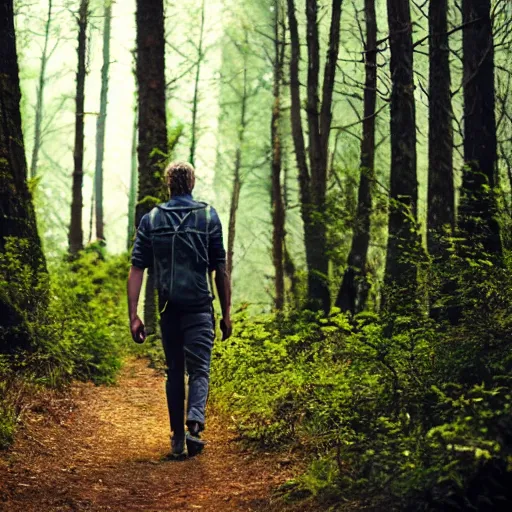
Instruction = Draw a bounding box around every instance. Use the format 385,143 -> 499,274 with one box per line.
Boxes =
160,307 -> 215,437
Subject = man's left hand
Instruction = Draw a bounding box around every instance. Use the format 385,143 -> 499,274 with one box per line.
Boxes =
220,317 -> 232,341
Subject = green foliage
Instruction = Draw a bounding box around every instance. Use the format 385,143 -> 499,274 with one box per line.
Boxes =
0,238 -> 48,351
211,254 -> 512,510
0,240 -> 130,447
0,356 -> 16,449
137,195 -> 162,212
40,248 -> 129,385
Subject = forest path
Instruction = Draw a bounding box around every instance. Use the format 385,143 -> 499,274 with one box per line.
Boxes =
0,358 -> 300,512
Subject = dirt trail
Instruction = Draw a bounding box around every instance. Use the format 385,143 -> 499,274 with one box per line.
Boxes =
0,358 -> 300,512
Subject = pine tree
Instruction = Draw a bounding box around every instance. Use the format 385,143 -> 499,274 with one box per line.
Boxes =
69,0 -> 89,255
458,0 -> 502,257
0,0 -> 47,349
383,0 -> 419,312
94,0 -> 112,243
427,0 -> 454,255
336,0 -> 377,314
135,0 -> 168,334
270,0 -> 286,311
286,0 -> 343,313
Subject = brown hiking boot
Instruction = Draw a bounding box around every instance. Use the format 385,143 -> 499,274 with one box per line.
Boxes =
164,434 -> 186,460
186,422 -> 206,456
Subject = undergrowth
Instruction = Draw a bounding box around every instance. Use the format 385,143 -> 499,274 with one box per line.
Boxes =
0,239 -> 130,448
211,253 -> 512,511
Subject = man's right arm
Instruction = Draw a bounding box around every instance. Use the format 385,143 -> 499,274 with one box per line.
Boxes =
128,265 -> 146,343
128,214 -> 153,343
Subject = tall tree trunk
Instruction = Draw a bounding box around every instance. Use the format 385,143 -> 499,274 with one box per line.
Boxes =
284,242 -> 299,309
286,0 -> 312,277
458,0 -> 502,257
226,60 -> 248,278
30,0 -> 52,179
0,0 -> 47,349
426,0 -> 455,320
336,0 -> 376,314
286,0 -> 343,313
189,0 -> 205,168
282,145 -> 299,307
383,0 -> 418,312
127,103 -> 138,250
68,0 -> 89,255
287,0 -> 313,311
286,0 -> 310,194
227,170 -> 241,278
306,0 -> 342,314
88,185 -> 94,243
271,0 -> 285,311
94,0 -> 112,243
427,0 -> 454,255
135,0 -> 168,227
305,0 -> 329,313
136,0 -> 168,335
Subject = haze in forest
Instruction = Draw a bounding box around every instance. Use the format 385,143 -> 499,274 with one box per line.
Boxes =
12,0 -> 512,311
3,0 -> 512,507
16,0 -> 224,254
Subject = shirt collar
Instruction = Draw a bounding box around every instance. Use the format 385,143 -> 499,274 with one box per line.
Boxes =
170,193 -> 193,200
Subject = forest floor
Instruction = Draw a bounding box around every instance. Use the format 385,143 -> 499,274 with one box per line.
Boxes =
0,358 -> 314,512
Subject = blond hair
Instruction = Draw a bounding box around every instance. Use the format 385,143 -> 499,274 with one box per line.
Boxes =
165,161 -> 195,196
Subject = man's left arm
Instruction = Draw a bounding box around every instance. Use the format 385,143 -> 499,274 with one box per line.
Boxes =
208,207 -> 232,340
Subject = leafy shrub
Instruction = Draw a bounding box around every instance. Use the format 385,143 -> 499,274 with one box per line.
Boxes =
0,240 -> 130,447
40,248 -> 129,384
211,254 -> 512,510
0,356 -> 17,449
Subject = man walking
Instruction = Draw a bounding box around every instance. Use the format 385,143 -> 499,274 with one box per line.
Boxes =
127,161 -> 232,459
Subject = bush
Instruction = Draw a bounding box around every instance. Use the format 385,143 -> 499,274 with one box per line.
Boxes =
0,356 -> 17,449
0,240 -> 130,447
210,255 -> 512,510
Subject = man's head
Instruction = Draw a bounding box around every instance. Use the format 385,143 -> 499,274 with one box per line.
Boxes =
165,161 -> 195,197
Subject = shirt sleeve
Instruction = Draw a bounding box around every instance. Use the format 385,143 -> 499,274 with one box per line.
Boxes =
208,207 -> 226,271
131,214 -> 153,269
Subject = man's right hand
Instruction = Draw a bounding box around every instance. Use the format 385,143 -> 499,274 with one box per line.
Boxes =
130,316 -> 147,344
220,317 -> 232,341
